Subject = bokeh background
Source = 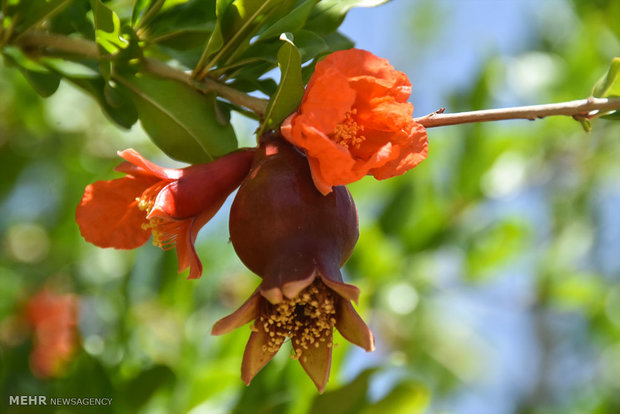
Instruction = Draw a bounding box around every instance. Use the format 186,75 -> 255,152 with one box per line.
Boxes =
1,0 -> 620,413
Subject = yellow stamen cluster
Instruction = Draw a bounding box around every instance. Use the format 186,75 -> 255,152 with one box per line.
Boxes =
135,182 -> 167,215
255,280 -> 337,361
141,218 -> 184,250
135,182 -> 181,250
332,109 -> 365,150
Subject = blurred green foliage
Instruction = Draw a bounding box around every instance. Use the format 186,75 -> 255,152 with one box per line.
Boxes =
0,0 -> 620,413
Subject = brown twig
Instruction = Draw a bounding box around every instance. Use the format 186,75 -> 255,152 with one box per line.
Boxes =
14,31 -> 269,116
413,97 -> 620,128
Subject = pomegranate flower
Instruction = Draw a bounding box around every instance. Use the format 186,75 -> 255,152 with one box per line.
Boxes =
213,136 -> 374,392
281,48 -> 428,195
76,148 -> 254,279
25,289 -> 79,378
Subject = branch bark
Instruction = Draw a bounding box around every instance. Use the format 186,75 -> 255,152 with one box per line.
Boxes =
413,97 -> 620,128
15,31 -> 269,116
10,32 -> 620,129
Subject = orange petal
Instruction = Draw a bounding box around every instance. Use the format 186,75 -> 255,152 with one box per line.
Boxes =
211,291 -> 261,335
298,67 -> 356,135
335,299 -> 374,352
351,76 -> 411,108
241,324 -> 281,386
176,196 -> 227,279
300,124 -> 362,191
355,97 -> 413,132
116,148 -> 181,179
353,140 -> 399,176
167,218 -> 201,279
296,331 -> 333,393
76,176 -> 155,249
307,156 -> 336,196
322,49 -> 403,82
370,122 -> 428,180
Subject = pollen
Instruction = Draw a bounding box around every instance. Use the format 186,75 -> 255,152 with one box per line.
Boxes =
254,280 -> 336,358
332,109 -> 365,150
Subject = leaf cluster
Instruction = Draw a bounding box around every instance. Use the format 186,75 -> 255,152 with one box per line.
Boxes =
0,0 -> 389,163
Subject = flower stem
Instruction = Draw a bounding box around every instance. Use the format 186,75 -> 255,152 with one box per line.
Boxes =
414,97 -> 620,128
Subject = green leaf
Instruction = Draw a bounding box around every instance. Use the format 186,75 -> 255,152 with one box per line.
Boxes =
294,29 -> 328,62
91,0 -> 129,55
89,0 -> 143,79
301,32 -> 353,82
219,0 -> 292,64
42,56 -> 138,127
229,77 -> 277,96
257,0 -> 318,40
602,111 -> 620,120
577,117 -> 592,132
113,26 -> 144,72
232,28 -> 326,69
258,33 -> 304,134
48,0 -> 93,37
194,0 -> 288,76
360,382 -> 430,414
11,0 -> 73,34
131,0 -> 152,26
221,28 -> 325,90
309,369 -> 376,414
226,0 -> 291,36
323,30 -> 355,51
151,29 -> 213,51
121,365 -> 175,410
21,70 -> 60,98
144,0 -> 216,44
305,0 -> 392,35
592,57 -> 620,121
592,57 -> 620,98
114,73 -> 237,163
192,0 -> 234,75
2,50 -> 61,98
90,0 -> 132,81
226,60 -> 273,86
68,76 -> 138,129
132,0 -> 179,30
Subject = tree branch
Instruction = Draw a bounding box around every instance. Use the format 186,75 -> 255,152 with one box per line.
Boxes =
413,97 -> 620,128
14,31 -> 269,116
10,32 -> 620,130
141,58 -> 268,115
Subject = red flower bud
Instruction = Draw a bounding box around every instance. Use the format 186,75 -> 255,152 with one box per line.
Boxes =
76,148 -> 254,279
214,135 -> 373,392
